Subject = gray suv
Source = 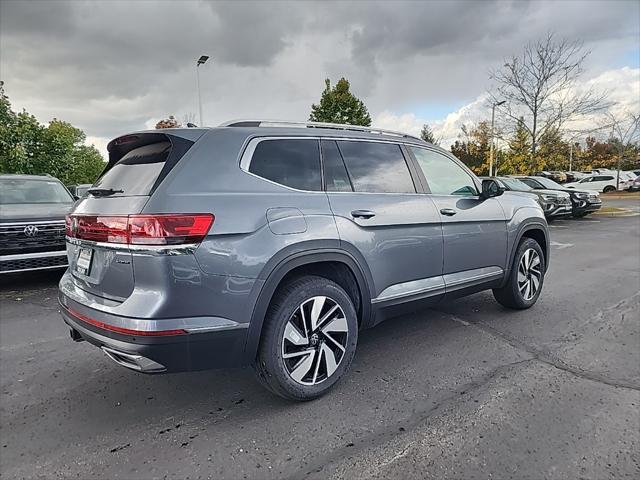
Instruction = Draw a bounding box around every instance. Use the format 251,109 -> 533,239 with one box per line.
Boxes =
59,121 -> 549,400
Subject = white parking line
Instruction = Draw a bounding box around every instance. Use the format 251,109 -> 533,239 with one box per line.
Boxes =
550,241 -> 574,249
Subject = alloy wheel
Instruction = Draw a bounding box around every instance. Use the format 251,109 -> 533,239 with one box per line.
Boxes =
517,248 -> 542,301
281,296 -> 349,386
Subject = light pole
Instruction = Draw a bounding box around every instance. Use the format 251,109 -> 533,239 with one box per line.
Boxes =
196,55 -> 209,126
489,100 -> 505,176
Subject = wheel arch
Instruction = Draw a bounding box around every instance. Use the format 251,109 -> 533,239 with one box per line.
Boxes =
501,221 -> 549,288
242,248 -> 374,363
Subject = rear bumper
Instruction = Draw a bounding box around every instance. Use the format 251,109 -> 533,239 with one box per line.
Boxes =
0,250 -> 68,274
60,299 -> 250,373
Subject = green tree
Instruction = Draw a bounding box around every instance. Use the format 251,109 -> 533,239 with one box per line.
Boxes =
501,118 -> 532,174
450,121 -> 492,174
309,78 -> 371,126
536,127 -> 569,171
420,124 -> 440,145
0,84 -> 105,184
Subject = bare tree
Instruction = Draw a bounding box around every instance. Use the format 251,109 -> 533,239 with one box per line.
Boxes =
490,34 -> 608,162
604,110 -> 640,189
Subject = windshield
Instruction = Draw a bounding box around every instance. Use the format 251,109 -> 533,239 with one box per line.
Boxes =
499,178 -> 532,192
0,178 -> 74,204
535,177 -> 563,189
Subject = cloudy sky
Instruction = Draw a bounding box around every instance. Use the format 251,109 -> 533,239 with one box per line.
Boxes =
1,0 -> 638,157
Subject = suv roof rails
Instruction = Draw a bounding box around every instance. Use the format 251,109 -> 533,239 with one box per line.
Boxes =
219,119 -> 423,141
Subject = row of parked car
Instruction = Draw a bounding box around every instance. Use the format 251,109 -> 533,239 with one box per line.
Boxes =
535,169 -> 640,192
482,175 -> 603,221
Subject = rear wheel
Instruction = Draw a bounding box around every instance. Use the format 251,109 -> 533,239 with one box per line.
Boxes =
493,238 -> 545,309
603,186 -> 616,193
254,276 -> 358,401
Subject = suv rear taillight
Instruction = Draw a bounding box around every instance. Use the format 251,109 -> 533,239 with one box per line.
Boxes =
66,214 -> 214,245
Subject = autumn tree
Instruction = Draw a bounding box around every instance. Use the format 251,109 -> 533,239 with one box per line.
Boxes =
536,127 -> 570,171
155,115 -> 180,129
309,78 -> 371,126
420,124 -> 440,145
450,121 -> 492,174
490,34 -> 606,165
0,83 -> 105,184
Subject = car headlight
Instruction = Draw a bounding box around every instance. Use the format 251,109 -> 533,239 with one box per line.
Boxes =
575,192 -> 588,199
541,194 -> 557,202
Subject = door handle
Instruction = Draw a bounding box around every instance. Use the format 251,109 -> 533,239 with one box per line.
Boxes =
440,208 -> 457,216
351,209 -> 376,219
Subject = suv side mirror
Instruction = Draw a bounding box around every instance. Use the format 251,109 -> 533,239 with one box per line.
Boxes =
481,179 -> 504,199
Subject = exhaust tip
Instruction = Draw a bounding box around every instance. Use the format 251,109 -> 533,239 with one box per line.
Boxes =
101,346 -> 166,373
70,328 -> 85,342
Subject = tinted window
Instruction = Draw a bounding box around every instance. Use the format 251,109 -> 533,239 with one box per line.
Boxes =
321,140 -> 352,192
336,141 -> 415,193
597,176 -> 614,181
0,178 -> 73,204
410,147 -> 477,196
94,141 -> 171,196
500,178 -> 532,192
519,178 -> 543,189
249,139 -> 321,191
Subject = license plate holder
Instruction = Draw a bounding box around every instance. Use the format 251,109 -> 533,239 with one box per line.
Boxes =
76,247 -> 93,275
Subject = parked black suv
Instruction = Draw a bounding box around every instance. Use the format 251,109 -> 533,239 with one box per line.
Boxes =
0,174 -> 74,273
516,176 -> 602,218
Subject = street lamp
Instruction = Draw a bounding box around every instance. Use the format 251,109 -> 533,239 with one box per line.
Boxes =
196,55 -> 210,126
489,100 -> 505,176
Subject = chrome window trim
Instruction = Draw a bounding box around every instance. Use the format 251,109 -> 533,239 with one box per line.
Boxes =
239,136 -> 425,194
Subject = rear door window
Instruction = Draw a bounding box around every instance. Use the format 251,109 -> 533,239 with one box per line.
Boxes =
321,140 -> 353,192
93,141 -> 171,196
336,141 -> 416,193
249,139 -> 321,191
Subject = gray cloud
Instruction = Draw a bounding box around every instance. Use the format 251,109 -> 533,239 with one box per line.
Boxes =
1,0 -> 638,151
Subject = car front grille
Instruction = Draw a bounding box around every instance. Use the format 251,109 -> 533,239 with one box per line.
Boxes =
0,253 -> 68,273
0,221 -> 66,255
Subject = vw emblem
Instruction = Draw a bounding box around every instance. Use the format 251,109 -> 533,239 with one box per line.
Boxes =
24,225 -> 39,237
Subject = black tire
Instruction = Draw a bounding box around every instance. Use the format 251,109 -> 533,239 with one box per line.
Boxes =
493,238 -> 546,309
603,186 -> 616,193
253,275 -> 358,401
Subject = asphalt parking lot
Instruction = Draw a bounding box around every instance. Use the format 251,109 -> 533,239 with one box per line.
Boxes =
1,200 -> 639,479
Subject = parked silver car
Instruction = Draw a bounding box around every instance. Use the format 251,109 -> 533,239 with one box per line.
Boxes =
59,120 -> 550,400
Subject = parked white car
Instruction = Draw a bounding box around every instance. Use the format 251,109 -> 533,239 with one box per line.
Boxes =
564,173 -> 623,193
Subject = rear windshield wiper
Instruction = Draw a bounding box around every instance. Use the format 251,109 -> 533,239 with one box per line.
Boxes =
87,187 -> 124,197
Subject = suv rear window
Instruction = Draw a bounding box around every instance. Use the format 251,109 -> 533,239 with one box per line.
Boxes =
93,141 -> 171,196
336,141 -> 415,193
249,139 -> 321,191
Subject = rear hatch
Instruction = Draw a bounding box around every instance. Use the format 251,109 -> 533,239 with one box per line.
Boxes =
67,131 -> 201,302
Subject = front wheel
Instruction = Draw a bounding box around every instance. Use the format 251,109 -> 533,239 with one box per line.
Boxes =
254,276 -> 358,401
493,238 -> 546,309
